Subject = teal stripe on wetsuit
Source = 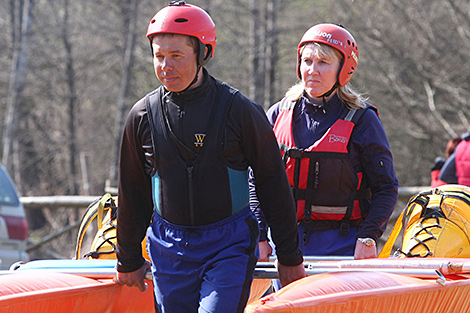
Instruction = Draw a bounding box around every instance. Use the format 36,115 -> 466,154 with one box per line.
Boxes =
227,167 -> 249,214
151,173 -> 161,216
151,167 -> 249,217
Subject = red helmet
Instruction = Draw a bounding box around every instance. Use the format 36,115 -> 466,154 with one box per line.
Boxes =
297,23 -> 358,86
146,1 -> 216,65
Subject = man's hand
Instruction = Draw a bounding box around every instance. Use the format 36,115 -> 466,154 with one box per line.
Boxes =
276,261 -> 306,287
258,241 -> 273,262
114,260 -> 151,292
354,238 -> 377,259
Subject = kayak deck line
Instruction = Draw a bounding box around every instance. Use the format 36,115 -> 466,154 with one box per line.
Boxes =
268,256 -> 354,262
0,258 -> 462,282
254,268 -> 443,280
3,257 -> 470,281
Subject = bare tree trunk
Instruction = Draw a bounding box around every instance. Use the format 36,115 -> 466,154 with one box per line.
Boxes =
62,0 -> 79,195
250,0 -> 265,105
263,0 -> 279,109
13,140 -> 21,193
109,0 -> 139,186
8,0 -> 20,60
80,152 -> 90,196
2,0 -> 34,174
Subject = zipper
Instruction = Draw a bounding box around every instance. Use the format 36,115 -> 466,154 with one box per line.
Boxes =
303,159 -> 320,247
314,160 -> 320,189
187,166 -> 195,226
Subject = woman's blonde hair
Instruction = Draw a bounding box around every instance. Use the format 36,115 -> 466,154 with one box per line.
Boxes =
286,42 -> 366,110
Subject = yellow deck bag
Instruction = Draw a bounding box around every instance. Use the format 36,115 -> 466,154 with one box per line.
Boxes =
379,184 -> 470,258
75,193 -> 149,261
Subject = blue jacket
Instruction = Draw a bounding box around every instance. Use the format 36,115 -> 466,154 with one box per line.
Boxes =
251,94 -> 398,241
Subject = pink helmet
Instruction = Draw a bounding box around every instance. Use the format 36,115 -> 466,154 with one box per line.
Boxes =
146,1 -> 216,66
297,23 -> 358,86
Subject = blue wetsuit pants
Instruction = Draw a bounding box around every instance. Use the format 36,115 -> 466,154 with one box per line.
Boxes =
147,207 -> 259,313
298,223 -> 357,256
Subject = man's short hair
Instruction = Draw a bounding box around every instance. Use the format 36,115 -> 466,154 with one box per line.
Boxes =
151,33 -> 199,54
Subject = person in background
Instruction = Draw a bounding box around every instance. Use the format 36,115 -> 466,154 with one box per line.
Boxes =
440,130 -> 470,186
114,2 -> 305,312
250,23 -> 399,270
431,137 -> 462,188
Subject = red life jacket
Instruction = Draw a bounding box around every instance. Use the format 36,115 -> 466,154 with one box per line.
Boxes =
456,139 -> 470,187
272,99 -> 372,234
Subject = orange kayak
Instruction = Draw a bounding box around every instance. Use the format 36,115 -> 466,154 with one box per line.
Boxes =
0,271 -> 155,313
246,269 -> 470,313
0,259 -> 269,312
3,258 -> 470,312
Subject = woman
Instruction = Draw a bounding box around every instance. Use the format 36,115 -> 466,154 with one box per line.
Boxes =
251,23 -> 399,263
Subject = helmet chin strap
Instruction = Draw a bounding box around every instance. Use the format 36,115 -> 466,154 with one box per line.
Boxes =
176,64 -> 201,93
320,82 -> 339,106
319,58 -> 343,105
175,42 -> 209,93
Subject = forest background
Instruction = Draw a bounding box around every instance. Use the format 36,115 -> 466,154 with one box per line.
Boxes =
1,0 -> 469,259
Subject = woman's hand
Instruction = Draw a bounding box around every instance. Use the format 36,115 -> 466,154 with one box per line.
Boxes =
354,238 -> 377,259
258,240 -> 273,262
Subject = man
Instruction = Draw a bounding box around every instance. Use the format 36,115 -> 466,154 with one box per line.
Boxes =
114,2 -> 305,312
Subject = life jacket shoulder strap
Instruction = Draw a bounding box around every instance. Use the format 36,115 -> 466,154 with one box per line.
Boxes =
343,103 -> 378,124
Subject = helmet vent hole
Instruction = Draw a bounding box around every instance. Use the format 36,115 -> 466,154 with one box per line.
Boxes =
150,19 -> 156,24
174,18 -> 188,23
347,40 -> 351,46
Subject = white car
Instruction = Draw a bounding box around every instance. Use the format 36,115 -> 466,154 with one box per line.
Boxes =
0,163 -> 29,269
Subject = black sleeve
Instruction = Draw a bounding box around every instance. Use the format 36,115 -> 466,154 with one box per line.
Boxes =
116,99 -> 154,273
231,93 -> 303,266
249,102 -> 281,243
